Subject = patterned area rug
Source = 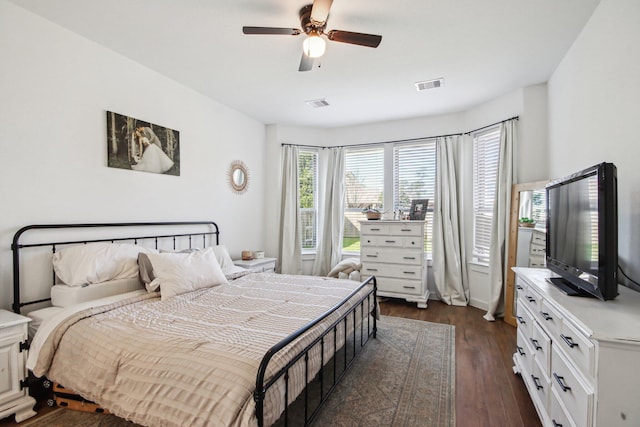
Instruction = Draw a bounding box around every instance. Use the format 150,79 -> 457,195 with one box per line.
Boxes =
20,315 -> 455,427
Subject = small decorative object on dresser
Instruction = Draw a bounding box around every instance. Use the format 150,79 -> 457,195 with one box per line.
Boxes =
362,207 -> 382,220
360,220 -> 428,308
512,267 -> 640,427
0,310 -> 36,422
234,257 -> 277,273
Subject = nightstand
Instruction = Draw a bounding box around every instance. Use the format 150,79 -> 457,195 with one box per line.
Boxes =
0,310 -> 36,422
233,257 -> 277,273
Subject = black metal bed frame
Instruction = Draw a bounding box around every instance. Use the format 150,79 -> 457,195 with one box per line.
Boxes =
11,221 -> 377,427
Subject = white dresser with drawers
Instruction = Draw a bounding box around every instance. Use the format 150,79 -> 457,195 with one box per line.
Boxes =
512,267 -> 640,427
360,220 -> 428,308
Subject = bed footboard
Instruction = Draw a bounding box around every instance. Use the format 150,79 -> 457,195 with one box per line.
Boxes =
254,275 -> 377,427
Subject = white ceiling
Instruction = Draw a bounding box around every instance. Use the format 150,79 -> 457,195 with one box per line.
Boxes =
11,0 -> 600,128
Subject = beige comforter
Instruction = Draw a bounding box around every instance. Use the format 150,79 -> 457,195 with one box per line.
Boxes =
32,273 -> 375,427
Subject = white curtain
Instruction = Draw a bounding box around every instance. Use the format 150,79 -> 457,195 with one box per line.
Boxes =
312,147 -> 345,276
484,120 -> 516,321
432,135 -> 470,305
277,145 -> 303,274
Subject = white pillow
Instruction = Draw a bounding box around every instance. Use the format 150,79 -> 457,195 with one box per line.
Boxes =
212,245 -> 235,272
53,242 -> 157,287
145,247 -> 228,300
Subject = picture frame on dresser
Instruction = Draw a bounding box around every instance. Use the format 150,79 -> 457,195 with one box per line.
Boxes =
409,199 -> 429,220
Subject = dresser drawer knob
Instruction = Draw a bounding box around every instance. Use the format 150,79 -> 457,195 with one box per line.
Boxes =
370,228 -> 381,231
516,346 -> 525,356
516,285 -> 523,290
560,334 -> 578,349
402,286 -> 416,289
403,256 -> 416,260
531,375 -> 544,390
526,295 -> 536,303
553,373 -> 571,392
366,268 -> 378,272
540,311 -> 553,321
516,316 -> 526,325
552,421 -> 563,427
403,271 -> 416,275
401,228 -> 412,232
530,338 -> 542,351
385,240 -> 396,243
366,255 -> 378,258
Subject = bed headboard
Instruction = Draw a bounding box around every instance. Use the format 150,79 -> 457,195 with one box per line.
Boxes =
11,221 -> 219,313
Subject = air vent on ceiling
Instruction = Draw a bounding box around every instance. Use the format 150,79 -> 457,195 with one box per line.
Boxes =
415,78 -> 444,92
305,98 -> 330,108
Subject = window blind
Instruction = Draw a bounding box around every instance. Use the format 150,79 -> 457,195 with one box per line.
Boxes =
343,147 -> 385,252
344,147 -> 385,211
473,126 -> 501,263
299,150 -> 318,250
393,141 -> 436,253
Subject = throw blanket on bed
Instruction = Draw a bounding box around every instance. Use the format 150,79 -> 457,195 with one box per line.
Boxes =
32,273 -> 374,427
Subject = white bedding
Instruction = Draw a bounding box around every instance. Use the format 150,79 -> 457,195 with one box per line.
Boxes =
27,289 -> 148,370
26,306 -> 62,340
29,273 -> 375,427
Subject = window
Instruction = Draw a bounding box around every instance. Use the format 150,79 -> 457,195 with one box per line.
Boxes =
299,150 -> 318,251
342,141 -> 436,255
393,141 -> 436,253
472,126 -> 501,264
343,147 -> 385,252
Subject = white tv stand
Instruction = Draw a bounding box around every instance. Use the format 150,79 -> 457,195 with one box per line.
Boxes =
512,267 -> 640,427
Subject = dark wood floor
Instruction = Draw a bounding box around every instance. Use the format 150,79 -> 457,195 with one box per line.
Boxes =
2,299 -> 540,426
380,298 -> 540,427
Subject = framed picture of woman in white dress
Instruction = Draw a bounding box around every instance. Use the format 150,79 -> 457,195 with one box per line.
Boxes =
107,111 -> 180,176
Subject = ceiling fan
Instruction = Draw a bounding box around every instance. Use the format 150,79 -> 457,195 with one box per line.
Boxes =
242,0 -> 382,71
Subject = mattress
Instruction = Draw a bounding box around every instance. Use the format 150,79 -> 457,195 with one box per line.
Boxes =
29,273 -> 374,427
51,277 -> 143,307
26,306 -> 63,340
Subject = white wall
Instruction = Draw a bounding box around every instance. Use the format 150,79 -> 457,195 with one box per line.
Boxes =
266,86 -> 549,309
548,0 -> 640,289
0,2 -> 267,309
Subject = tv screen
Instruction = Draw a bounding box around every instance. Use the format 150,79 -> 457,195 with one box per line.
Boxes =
545,162 -> 618,300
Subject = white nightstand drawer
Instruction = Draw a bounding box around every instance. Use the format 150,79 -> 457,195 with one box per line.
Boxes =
233,257 -> 277,273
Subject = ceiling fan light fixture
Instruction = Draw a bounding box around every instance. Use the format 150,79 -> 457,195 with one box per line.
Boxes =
302,32 -> 326,58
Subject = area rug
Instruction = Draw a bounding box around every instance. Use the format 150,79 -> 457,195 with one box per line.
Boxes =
20,315 -> 455,427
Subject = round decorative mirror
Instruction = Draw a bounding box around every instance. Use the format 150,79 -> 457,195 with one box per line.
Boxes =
228,160 -> 250,194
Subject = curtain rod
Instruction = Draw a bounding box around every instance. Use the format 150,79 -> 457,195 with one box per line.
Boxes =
280,116 -> 519,149
464,116 -> 519,135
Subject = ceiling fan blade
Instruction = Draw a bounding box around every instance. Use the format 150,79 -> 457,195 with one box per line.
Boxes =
327,30 -> 382,48
310,0 -> 333,24
242,26 -> 301,36
299,53 -> 314,72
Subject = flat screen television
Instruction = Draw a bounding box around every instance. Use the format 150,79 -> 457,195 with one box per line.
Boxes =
545,162 -> 618,300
